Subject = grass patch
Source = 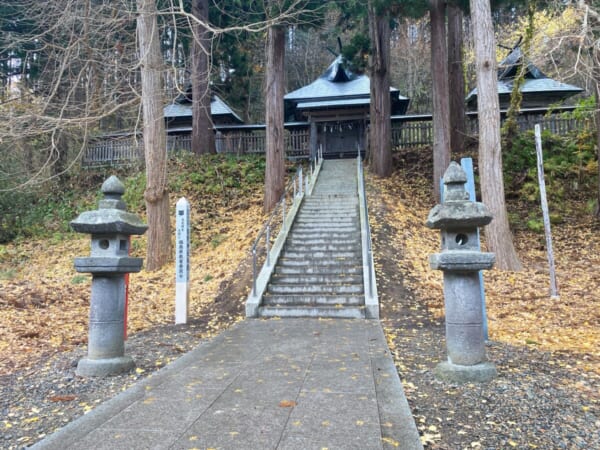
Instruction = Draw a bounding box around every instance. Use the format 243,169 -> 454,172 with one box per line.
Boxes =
210,234 -> 226,249
0,268 -> 16,280
71,275 -> 89,285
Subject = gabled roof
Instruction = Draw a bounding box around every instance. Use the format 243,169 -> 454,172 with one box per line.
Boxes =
284,55 -> 409,116
164,93 -> 244,124
285,56 -> 373,102
466,46 -> 582,108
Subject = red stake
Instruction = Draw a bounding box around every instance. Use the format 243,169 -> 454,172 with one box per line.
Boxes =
124,236 -> 131,339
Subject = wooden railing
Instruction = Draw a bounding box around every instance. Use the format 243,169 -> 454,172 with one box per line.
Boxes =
83,136 -> 143,167
392,120 -> 433,148
514,115 -> 590,135
215,132 -> 265,155
83,113 -> 589,167
84,128 -> 310,167
391,113 -> 590,149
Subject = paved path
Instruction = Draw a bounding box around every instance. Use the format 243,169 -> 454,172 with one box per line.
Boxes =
34,319 -> 422,449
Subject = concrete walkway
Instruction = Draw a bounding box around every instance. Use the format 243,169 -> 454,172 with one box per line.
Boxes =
33,319 -> 422,450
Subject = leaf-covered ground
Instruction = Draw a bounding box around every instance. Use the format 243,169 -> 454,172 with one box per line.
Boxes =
368,154 -> 599,373
0,194 -> 264,376
1,151 -> 599,448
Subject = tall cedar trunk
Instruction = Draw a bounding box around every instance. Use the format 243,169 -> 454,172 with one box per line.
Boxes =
448,3 -> 466,155
264,25 -> 285,212
470,0 -> 522,270
594,45 -> 600,217
137,0 -> 171,270
368,2 -> 392,177
430,0 -> 451,201
191,0 -> 215,155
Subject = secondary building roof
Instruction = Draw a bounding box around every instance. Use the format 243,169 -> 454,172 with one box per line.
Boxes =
466,46 -> 582,109
164,93 -> 244,125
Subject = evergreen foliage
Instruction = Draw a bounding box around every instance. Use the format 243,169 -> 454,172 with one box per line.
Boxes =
0,154 -> 266,244
335,0 -> 428,71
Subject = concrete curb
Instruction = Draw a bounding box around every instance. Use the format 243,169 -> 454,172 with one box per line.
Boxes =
369,324 -> 424,449
357,159 -> 380,319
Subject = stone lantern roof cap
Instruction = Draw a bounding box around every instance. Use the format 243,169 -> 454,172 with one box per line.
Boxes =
70,176 -> 148,235
444,161 -> 467,184
426,162 -> 493,229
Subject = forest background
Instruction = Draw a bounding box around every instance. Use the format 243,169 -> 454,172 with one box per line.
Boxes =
0,0 -> 593,188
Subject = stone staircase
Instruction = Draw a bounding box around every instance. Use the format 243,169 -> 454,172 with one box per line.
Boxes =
258,159 -> 366,318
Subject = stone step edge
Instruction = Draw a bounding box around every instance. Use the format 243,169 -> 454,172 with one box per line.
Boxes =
257,306 -> 366,319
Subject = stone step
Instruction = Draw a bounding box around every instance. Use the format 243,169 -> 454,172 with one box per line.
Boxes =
297,209 -> 358,215
292,223 -> 359,231
295,217 -> 356,224
304,195 -> 358,200
277,258 -> 361,268
299,208 -> 357,215
281,250 -> 362,259
257,305 -> 365,319
315,185 -> 358,193
262,294 -> 364,307
302,197 -> 357,202
305,192 -> 357,197
268,284 -> 363,295
288,231 -> 360,240
287,238 -> 360,246
284,243 -> 360,252
301,200 -> 357,206
290,230 -> 360,237
311,186 -> 357,191
275,265 -> 363,275
270,274 -> 363,284
296,212 -> 360,224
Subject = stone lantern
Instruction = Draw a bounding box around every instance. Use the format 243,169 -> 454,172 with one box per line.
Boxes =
71,176 -> 147,376
426,162 -> 497,383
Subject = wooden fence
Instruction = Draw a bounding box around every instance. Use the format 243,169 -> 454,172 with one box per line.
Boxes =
83,114 -> 589,167
83,136 -> 143,167
392,120 -> 433,148
391,114 -> 589,148
84,128 -> 310,167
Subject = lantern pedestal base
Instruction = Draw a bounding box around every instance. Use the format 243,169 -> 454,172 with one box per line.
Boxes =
434,360 -> 497,384
76,356 -> 135,377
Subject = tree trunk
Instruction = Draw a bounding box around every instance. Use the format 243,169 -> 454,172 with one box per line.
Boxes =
137,0 -> 171,270
430,0 -> 451,201
448,3 -> 466,155
264,25 -> 285,213
594,45 -> 600,218
470,0 -> 522,270
368,1 -> 392,178
191,0 -> 215,155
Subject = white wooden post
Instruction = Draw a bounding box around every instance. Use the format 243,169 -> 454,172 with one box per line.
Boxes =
175,197 -> 191,323
534,125 -> 559,298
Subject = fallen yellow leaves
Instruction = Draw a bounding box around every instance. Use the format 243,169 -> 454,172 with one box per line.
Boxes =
47,395 -> 76,403
381,436 -> 400,447
278,400 -> 297,408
